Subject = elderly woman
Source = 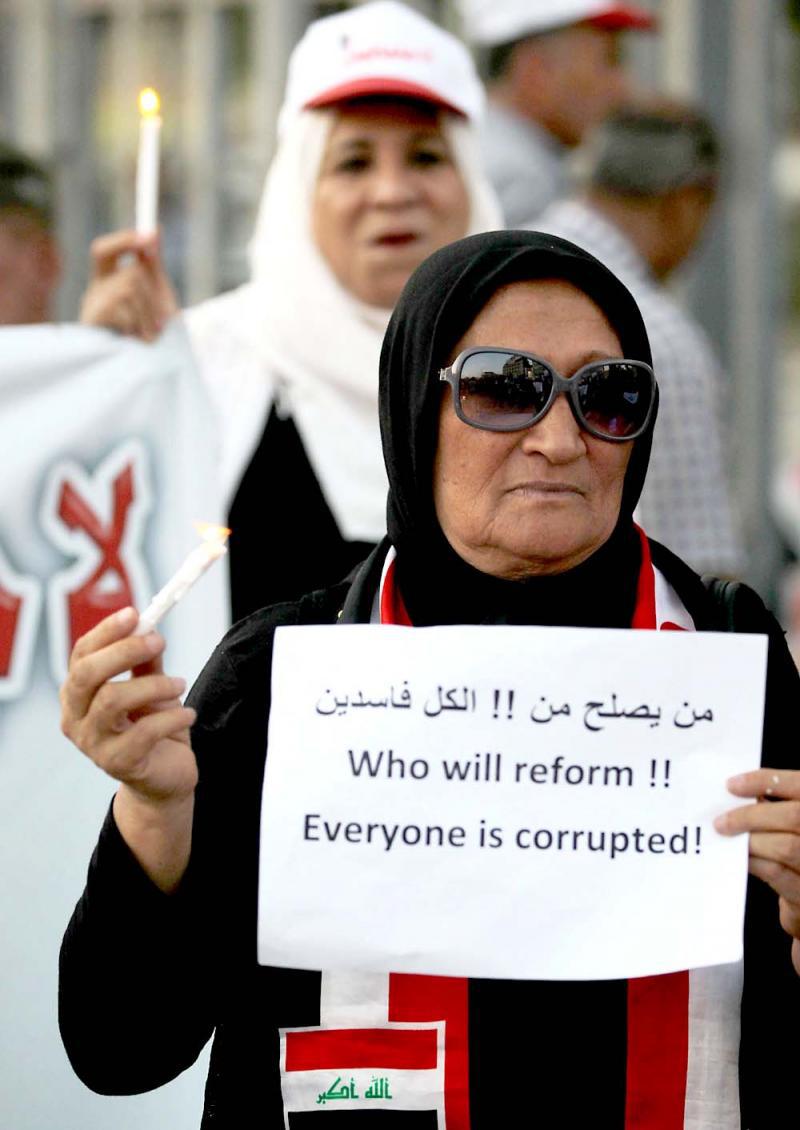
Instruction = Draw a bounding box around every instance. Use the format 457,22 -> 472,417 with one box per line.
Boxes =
60,231 -> 800,1127
80,0 -> 500,621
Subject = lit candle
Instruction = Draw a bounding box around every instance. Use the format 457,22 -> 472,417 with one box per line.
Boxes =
136,523 -> 230,635
136,87 -> 162,235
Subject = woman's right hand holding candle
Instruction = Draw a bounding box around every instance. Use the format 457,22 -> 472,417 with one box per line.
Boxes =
59,606 -> 196,892
79,229 -> 178,343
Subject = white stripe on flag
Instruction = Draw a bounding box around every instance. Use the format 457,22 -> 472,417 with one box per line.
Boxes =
684,963 -> 743,1129
320,970 -> 390,1026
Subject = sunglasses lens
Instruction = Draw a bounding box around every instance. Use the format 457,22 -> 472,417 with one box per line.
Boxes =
577,362 -> 652,438
458,351 -> 552,428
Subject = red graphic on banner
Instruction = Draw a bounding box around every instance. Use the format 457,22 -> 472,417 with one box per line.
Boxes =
0,543 -> 41,699
0,584 -> 23,678
57,463 -> 136,649
43,441 -> 152,684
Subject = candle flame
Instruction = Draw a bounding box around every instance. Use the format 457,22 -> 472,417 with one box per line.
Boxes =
138,87 -> 161,118
193,521 -> 231,546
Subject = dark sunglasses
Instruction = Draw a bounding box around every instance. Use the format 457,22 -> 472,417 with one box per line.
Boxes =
439,347 -> 656,442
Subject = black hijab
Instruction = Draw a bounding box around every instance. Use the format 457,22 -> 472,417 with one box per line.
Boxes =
377,230 -> 658,628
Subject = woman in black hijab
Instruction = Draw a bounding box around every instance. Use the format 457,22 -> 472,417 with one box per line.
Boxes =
59,231 -> 800,1128
349,227 -> 656,631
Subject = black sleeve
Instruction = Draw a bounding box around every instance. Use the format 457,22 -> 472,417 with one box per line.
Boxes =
58,615 -> 275,1096
57,587 -> 344,1098
58,804 -> 216,1094
725,586 -> 800,1125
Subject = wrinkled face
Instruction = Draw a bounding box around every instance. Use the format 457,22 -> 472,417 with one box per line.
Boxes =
312,100 -> 471,308
433,279 -> 633,578
537,26 -> 629,147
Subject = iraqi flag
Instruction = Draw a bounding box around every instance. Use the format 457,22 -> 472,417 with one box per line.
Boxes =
279,971 -> 469,1127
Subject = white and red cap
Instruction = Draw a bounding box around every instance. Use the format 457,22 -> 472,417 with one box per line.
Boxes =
458,0 -> 655,46
278,0 -> 485,136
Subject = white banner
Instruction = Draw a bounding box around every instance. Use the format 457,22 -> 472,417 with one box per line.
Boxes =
0,321 -> 225,1129
259,623 -> 767,981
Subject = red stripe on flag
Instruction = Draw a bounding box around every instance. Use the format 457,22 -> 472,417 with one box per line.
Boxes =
0,586 -> 22,677
629,527 -> 691,1124
380,557 -> 413,626
625,972 -> 689,1128
285,1027 -> 437,1072
632,525 -> 656,629
390,974 -> 471,1130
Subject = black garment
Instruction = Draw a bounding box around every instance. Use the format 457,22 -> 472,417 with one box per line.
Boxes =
227,405 -> 374,621
59,543 -> 800,1128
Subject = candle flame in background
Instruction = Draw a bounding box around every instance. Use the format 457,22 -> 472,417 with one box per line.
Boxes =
138,87 -> 161,118
193,521 -> 231,545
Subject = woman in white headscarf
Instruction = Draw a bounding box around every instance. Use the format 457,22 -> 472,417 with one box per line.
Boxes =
80,1 -> 501,620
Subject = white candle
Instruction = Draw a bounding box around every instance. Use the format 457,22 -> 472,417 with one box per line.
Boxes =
136,524 -> 229,634
136,87 -> 162,235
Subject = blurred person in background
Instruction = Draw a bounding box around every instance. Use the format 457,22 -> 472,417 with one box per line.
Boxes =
457,0 -> 654,227
79,1 -> 501,623
0,142 -> 61,324
537,101 -> 744,577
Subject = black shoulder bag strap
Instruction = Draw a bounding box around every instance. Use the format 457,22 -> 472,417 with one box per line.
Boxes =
701,575 -> 743,632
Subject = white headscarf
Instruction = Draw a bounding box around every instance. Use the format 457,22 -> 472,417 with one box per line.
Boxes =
185,107 -> 502,540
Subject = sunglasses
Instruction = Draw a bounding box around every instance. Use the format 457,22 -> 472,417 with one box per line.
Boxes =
439,347 -> 656,442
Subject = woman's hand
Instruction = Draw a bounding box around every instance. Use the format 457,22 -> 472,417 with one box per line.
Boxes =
60,606 -> 197,890
79,229 -> 179,342
715,769 -> 800,975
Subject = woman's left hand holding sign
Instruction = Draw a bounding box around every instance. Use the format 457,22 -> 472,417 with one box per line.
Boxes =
715,769 -> 800,975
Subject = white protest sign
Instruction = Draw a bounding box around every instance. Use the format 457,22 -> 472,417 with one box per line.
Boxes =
258,624 -> 767,982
